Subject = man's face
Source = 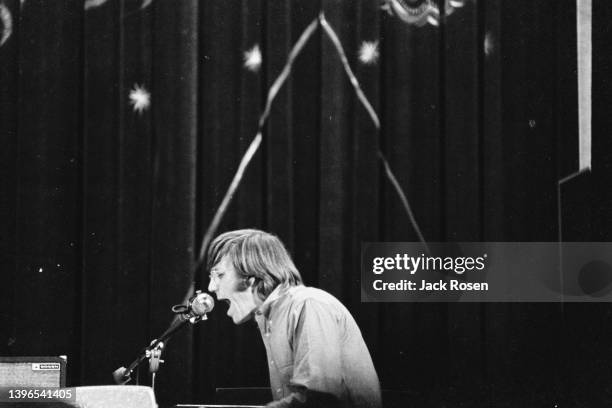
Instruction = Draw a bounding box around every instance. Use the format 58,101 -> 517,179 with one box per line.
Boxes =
208,255 -> 259,324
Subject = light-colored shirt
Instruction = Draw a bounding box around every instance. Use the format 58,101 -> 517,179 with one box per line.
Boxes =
254,285 -> 382,408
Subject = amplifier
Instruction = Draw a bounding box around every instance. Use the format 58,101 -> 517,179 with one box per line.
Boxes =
0,356 -> 67,387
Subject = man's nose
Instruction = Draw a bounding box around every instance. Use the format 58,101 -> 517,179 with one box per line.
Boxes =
208,279 -> 217,293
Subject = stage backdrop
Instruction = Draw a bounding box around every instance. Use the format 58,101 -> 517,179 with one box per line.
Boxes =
1,0 -> 611,407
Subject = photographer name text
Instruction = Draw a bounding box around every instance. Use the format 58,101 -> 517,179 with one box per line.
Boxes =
373,279 -> 488,291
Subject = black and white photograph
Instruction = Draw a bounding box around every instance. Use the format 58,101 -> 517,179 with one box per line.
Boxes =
1,0 -> 610,407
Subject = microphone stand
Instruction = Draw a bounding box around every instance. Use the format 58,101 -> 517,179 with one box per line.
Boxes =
113,312 -> 207,388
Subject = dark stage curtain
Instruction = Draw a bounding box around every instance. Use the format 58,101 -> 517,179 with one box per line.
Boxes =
1,0 -> 611,407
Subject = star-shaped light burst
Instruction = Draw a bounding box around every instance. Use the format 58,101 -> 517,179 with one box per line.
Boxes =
243,44 -> 262,72
358,41 -> 379,65
129,84 -> 151,114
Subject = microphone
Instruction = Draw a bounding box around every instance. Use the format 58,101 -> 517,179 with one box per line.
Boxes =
172,290 -> 214,321
189,291 -> 215,317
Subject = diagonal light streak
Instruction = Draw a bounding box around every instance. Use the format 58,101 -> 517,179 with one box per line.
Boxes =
195,16 -> 320,265
172,18 -> 319,325
319,13 -> 429,253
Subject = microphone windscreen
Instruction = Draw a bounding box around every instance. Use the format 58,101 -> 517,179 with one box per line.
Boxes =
191,292 -> 214,316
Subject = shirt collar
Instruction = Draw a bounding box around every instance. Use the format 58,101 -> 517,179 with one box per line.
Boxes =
256,283 -> 298,319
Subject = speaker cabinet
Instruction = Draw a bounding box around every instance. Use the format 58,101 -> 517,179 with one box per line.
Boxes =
0,356 -> 67,387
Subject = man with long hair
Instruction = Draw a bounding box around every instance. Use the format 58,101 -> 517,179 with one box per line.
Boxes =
207,229 -> 381,408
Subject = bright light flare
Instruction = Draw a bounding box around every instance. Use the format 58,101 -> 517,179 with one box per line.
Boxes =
129,84 -> 151,114
243,44 -> 262,72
